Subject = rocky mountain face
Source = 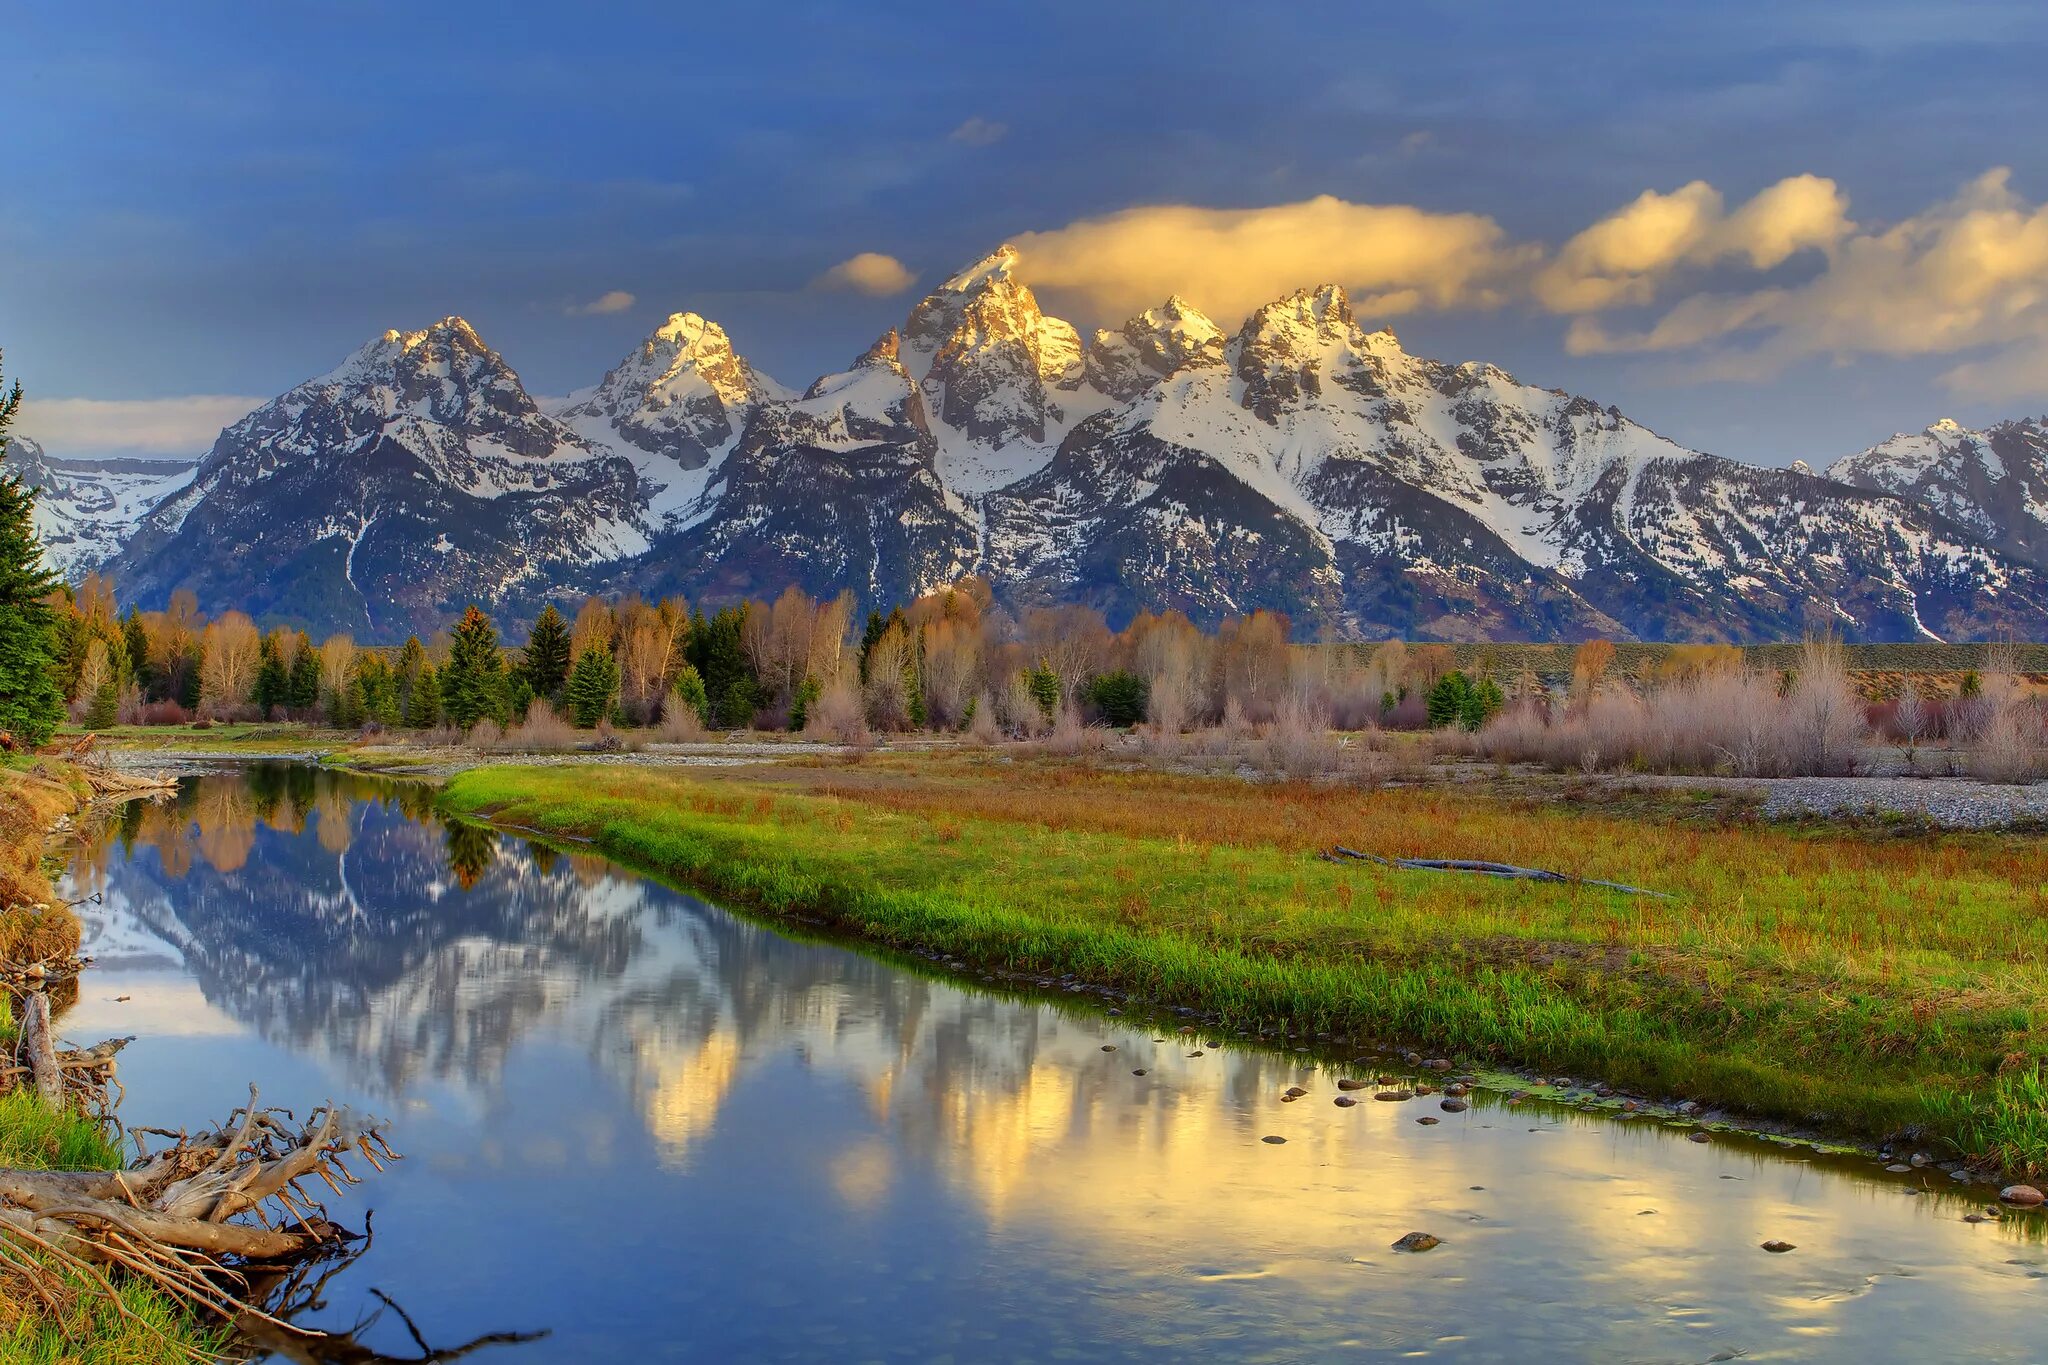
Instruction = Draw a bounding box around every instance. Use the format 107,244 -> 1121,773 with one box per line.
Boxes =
1,436 -> 197,577
63,253 -> 2048,642
108,319 -> 646,638
1827,417 -> 2048,572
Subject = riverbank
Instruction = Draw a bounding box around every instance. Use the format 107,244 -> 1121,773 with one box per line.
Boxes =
0,761 -> 226,1363
438,754 -> 2048,1180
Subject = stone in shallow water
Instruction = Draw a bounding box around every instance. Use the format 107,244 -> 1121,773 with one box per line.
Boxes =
1760,1240 -> 1796,1253
1334,1096 -> 1358,1108
2000,1184 -> 2045,1206
1261,1135 -> 1286,1145
1374,1089 -> 1413,1102
1440,1099 -> 1468,1113
1336,1078 -> 1368,1091
1101,1044 -> 1117,1052
1392,1231 -> 1441,1252
1688,1131 -> 1711,1143
1885,1164 -> 1913,1173
1284,1086 -> 1308,1098
1132,1069 -> 1147,1076
1416,1116 -> 1440,1126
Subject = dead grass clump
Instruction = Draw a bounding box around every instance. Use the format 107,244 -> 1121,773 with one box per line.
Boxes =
1966,646 -> 2048,784
652,695 -> 707,743
0,770 -> 85,962
464,719 -> 504,750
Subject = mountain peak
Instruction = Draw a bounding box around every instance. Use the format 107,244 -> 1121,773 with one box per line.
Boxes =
856,329 -> 905,369
940,244 -> 1021,294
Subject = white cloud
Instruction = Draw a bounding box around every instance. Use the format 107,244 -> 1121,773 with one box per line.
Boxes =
568,290 -> 637,316
1562,169 -> 2048,398
1535,174 -> 1851,313
1010,194 -> 1538,324
812,251 -> 917,296
16,394 -> 263,456
948,117 -> 1008,147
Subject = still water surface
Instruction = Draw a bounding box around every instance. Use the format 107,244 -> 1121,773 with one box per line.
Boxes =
58,766 -> 2045,1361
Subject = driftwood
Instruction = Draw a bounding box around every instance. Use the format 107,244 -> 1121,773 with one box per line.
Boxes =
78,761 -> 179,800
0,1085 -> 403,1349
1326,846 -> 1671,898
16,991 -> 62,1108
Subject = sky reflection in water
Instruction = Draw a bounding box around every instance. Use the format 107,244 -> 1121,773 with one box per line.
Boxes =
56,768 -> 2048,1362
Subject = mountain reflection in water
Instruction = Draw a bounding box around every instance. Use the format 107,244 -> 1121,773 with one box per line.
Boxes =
56,767 -> 2048,1363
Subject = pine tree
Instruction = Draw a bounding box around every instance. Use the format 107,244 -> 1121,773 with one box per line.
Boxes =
564,645 -> 620,728
693,605 -> 759,729
286,632 -> 321,711
670,662 -> 709,725
122,608 -> 154,700
251,634 -> 287,716
0,358 -> 64,745
1426,671 -> 1474,730
522,604 -> 572,701
442,605 -> 507,729
404,665 -> 442,728
788,674 -> 821,731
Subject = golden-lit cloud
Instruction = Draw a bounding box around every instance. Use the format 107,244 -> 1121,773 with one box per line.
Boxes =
569,289 -> 637,316
1010,195 -> 1539,324
1564,169 -> 2048,398
1534,174 -> 1851,312
813,251 -> 918,296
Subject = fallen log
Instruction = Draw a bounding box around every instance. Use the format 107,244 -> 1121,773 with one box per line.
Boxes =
1326,846 -> 1670,898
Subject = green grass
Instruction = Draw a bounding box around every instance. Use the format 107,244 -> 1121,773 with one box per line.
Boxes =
0,1093 -> 124,1171
439,759 -> 2048,1176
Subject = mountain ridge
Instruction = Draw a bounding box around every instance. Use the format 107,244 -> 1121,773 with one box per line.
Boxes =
32,254 -> 2048,643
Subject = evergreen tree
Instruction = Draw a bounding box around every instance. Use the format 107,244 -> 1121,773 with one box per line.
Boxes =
692,605 -> 759,729
1024,665 -> 1060,721
788,674 -> 821,731
252,634 -> 288,716
1425,671 -> 1472,729
352,653 -> 401,727
404,666 -> 442,728
122,608 -> 154,699
564,645 -> 621,728
286,633 -> 321,711
521,604 -> 572,700
0,359 -> 64,744
1084,671 -> 1149,727
82,674 -> 119,729
442,605 -> 507,728
670,662 -> 709,725
858,610 -> 886,682
1460,677 -> 1505,732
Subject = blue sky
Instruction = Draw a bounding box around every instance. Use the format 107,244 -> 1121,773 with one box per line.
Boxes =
4,0 -> 2046,463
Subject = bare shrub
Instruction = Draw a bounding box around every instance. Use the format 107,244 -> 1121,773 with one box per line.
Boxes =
464,719 -> 504,750
1779,635 -> 1862,777
506,700 -> 577,752
1967,647 -> 2047,784
805,681 -> 872,747
997,672 -> 1050,738
1261,692 -> 1337,780
964,694 -> 1001,746
1043,705 -> 1111,756
652,694 -> 707,743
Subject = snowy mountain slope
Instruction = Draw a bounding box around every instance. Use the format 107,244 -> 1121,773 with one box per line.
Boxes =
550,313 -> 791,530
897,245 -> 1114,496
67,250 -> 2048,643
0,436 -> 197,576
1827,417 -> 2048,571
601,330 -> 978,609
108,318 -> 648,638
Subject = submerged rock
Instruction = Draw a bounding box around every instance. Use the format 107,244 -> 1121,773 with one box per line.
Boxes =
1760,1240 -> 1796,1253
1391,1232 -> 1441,1252
1261,1135 -> 1286,1145
1374,1089 -> 1414,1102
1336,1078 -> 1368,1091
1334,1096 -> 1358,1108
1284,1086 -> 1309,1098
1439,1099 -> 1468,1113
1416,1116 -> 1440,1126
2000,1185 -> 2045,1206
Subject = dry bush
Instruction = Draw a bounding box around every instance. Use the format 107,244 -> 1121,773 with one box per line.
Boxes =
1967,651 -> 2047,783
806,681 -> 873,748
464,718 -> 504,750
652,696 -> 707,743
417,724 -> 463,747
505,700 -> 578,752
1261,692 -> 1338,780
1779,635 -> 1863,777
138,699 -> 193,726
997,672 -> 1050,738
1043,705 -> 1111,757
964,694 -> 1001,746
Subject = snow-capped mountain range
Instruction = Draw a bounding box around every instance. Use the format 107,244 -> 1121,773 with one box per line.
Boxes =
0,437 -> 197,577
10,246 -> 2048,641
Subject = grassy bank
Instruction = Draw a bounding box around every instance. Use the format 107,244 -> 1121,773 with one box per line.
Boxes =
440,756 -> 2048,1175
0,763 -> 226,1363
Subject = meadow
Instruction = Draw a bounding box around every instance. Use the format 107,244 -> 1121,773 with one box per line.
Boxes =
437,752 -> 2048,1178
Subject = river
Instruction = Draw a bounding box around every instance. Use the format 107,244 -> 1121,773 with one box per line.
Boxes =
55,765 -> 2046,1361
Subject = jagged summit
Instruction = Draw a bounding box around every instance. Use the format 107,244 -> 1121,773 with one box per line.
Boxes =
938,244 -> 1022,294
66,261 -> 2048,645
